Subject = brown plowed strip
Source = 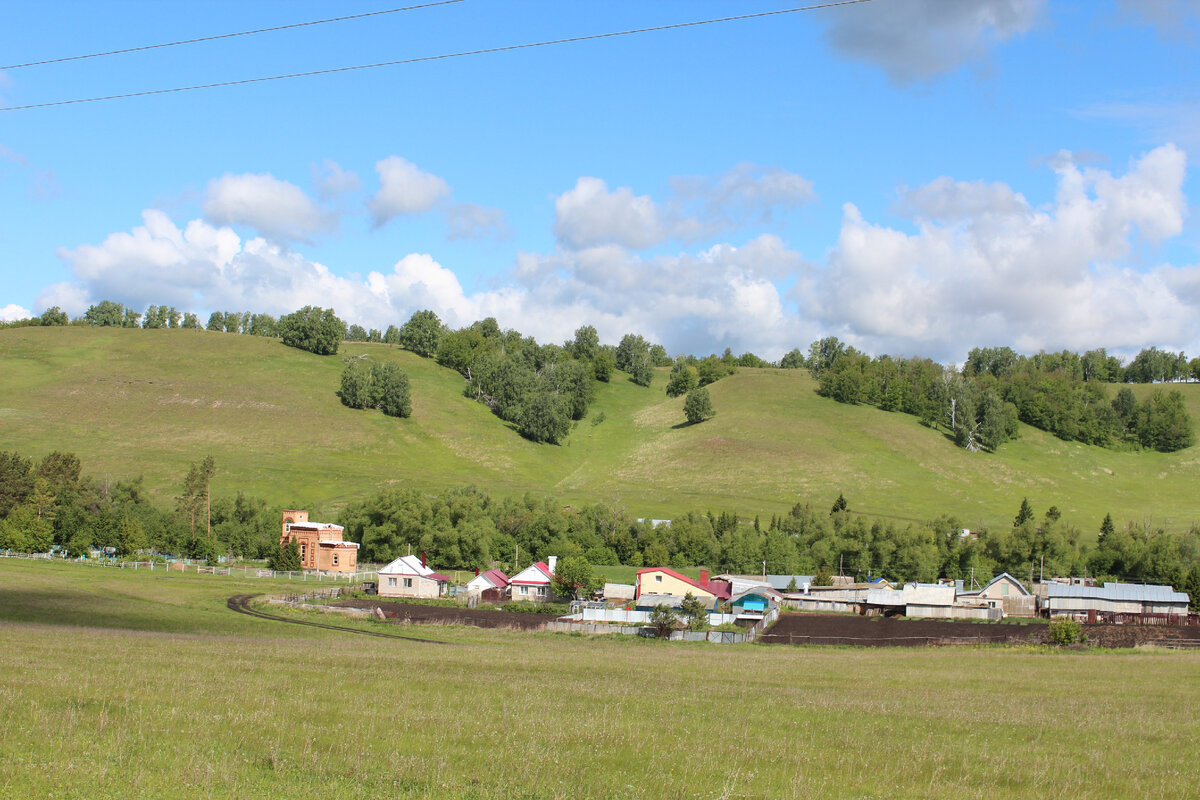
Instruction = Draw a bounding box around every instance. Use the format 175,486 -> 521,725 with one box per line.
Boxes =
760,612 -> 1200,648
331,598 -> 554,630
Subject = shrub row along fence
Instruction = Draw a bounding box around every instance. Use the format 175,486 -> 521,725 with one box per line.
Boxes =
0,551 -> 377,582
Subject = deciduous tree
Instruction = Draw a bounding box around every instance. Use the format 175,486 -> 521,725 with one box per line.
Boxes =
277,306 -> 346,355
683,387 -> 715,424
398,310 -> 446,357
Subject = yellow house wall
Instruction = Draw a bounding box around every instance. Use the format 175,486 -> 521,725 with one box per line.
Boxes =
639,571 -> 714,602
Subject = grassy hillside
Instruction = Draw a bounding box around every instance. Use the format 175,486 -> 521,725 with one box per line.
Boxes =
3,560 -> 1199,799
3,326 -> 1200,532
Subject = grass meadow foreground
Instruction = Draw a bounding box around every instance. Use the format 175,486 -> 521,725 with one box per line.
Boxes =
2,560 -> 1199,799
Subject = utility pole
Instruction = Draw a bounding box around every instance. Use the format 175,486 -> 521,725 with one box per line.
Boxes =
1040,555 -> 1044,583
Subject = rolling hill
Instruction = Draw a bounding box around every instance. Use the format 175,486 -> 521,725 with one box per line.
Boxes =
3,326 -> 1199,533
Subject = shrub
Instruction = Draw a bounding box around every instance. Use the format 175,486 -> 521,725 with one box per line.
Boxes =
648,604 -> 677,638
1048,617 -> 1084,646
500,602 -> 571,615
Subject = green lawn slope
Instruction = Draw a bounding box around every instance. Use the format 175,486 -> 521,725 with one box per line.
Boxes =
3,326 -> 1199,531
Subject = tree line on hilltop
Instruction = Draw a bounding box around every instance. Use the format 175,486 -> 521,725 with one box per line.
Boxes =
3,447 -> 1198,606
805,338 -> 1195,453
5,302 -> 1196,451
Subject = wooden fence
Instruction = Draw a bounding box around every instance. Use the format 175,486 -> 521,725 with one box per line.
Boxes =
1100,612 -> 1198,626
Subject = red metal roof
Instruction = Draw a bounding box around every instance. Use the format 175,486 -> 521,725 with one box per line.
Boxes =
635,566 -> 730,599
481,568 -> 510,587
512,561 -> 554,584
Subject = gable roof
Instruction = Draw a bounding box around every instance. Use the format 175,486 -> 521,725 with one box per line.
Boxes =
478,568 -> 509,588
980,572 -> 1029,596
636,566 -> 731,599
731,587 -> 783,604
510,561 -> 554,584
379,554 -> 439,577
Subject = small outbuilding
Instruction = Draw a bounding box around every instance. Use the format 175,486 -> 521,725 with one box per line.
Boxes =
729,587 -> 782,620
466,568 -> 510,598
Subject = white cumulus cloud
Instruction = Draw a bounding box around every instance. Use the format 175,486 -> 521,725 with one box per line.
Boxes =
203,173 -> 333,242
367,156 -> 451,226
807,144 -> 1196,360
36,144 -> 1200,365
1,303 -> 32,321
554,164 -> 816,251
554,177 -> 665,251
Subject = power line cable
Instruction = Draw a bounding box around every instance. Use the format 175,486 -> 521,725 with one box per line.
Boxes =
0,0 -> 875,112
0,0 -> 466,71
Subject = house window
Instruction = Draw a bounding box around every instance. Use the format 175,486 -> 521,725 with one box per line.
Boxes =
300,543 -> 306,563
519,586 -> 528,595
387,577 -> 397,587
333,554 -> 339,566
655,575 -> 662,583
403,578 -> 413,588
537,586 -> 546,596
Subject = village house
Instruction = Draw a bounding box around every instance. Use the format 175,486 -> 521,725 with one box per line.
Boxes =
633,567 -> 731,611
465,568 -> 510,603
280,510 -> 359,573
716,573 -> 817,596
509,557 -> 557,602
377,554 -> 450,599
957,572 -> 1036,617
1040,582 -> 1190,621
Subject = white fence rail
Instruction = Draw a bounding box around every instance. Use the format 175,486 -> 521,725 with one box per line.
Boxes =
0,550 -> 377,582
549,604 -> 782,644
569,607 -> 738,626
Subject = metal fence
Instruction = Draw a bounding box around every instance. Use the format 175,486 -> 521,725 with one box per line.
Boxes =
0,550 -> 377,582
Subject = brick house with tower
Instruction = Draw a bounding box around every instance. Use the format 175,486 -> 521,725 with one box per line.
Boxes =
280,510 -> 359,573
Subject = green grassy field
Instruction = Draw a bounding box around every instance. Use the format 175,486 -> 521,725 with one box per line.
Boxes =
1,559 -> 1198,799
3,326 -> 1200,532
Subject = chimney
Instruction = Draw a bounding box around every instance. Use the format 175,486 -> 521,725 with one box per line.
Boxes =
547,555 -> 558,575
421,551 -> 426,568
699,569 -> 709,584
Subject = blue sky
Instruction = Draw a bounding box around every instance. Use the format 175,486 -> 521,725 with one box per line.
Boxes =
2,0 -> 1198,363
